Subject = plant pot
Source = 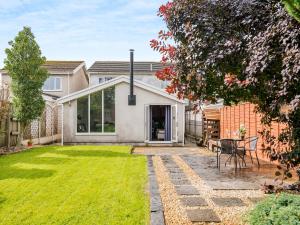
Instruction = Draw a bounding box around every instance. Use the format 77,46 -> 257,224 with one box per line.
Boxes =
27,142 -> 33,147
241,135 -> 245,140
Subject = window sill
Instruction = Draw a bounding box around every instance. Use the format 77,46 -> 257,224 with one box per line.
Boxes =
43,90 -> 63,92
75,133 -> 117,136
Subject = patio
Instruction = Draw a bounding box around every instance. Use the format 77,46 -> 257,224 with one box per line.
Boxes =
135,146 -> 279,225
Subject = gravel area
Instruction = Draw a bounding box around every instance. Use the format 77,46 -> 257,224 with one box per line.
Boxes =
173,155 -> 265,225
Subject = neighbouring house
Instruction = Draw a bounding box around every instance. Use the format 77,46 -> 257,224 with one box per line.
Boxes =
88,61 -> 169,89
0,61 -> 89,146
57,76 -> 186,145
0,60 -> 89,99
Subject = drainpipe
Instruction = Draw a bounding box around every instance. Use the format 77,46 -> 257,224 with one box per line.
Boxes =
67,72 -> 70,95
128,49 -> 136,105
61,104 -> 64,146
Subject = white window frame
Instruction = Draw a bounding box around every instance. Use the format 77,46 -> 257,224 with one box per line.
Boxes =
43,76 -> 63,92
76,88 -> 116,135
105,77 -> 113,82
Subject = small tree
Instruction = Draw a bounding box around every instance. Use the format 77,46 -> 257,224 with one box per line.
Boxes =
4,27 -> 48,144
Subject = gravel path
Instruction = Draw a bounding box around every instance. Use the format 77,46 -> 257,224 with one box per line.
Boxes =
152,154 -> 266,225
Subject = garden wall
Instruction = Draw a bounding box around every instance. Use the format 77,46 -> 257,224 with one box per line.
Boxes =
220,102 -> 286,161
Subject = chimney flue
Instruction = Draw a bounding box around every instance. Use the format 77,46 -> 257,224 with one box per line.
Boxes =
128,49 -> 136,105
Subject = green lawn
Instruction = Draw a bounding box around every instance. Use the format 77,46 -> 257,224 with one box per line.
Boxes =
0,146 -> 149,225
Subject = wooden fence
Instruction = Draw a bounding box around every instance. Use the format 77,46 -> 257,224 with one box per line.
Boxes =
220,102 -> 287,160
0,103 -> 61,151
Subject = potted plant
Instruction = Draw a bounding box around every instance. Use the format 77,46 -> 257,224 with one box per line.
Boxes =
239,124 -> 247,140
27,137 -> 33,147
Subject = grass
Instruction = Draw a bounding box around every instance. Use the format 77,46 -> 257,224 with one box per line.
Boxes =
0,145 -> 149,225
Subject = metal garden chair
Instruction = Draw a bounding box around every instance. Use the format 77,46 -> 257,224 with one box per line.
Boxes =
237,136 -> 260,166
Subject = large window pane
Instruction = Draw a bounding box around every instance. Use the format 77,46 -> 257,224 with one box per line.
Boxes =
104,87 -> 115,132
90,91 -> 102,132
77,96 -> 88,133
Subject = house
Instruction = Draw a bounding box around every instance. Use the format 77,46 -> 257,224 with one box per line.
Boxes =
57,76 -> 186,145
88,61 -> 169,89
0,61 -> 89,146
0,60 -> 89,99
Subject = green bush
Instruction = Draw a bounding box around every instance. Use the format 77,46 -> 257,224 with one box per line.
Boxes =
248,193 -> 300,225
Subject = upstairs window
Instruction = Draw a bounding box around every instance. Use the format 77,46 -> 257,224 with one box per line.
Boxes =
43,77 -> 62,91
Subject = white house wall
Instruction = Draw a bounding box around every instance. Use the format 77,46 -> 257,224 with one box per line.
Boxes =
62,82 -> 185,144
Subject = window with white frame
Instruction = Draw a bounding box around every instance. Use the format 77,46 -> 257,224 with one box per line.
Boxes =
105,77 -> 113,82
77,86 -> 115,133
43,76 -> 62,91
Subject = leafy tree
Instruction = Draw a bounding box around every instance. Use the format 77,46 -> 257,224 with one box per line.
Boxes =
151,0 -> 300,179
283,0 -> 300,22
4,27 -> 48,143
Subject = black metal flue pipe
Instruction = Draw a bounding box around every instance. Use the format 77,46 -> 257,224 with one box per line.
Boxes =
130,49 -> 134,96
128,49 -> 136,105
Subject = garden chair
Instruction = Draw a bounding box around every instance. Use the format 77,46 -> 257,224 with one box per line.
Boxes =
217,139 -> 235,170
237,136 -> 260,166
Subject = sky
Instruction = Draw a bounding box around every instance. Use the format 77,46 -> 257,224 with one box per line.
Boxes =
0,0 -> 166,68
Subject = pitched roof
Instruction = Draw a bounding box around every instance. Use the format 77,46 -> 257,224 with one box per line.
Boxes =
88,61 -> 169,74
57,76 -> 186,104
1,61 -> 85,75
43,61 -> 85,74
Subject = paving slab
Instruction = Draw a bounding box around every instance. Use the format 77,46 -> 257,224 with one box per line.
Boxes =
175,185 -> 199,195
180,197 -> 208,207
147,156 -> 165,225
211,197 -> 246,207
167,168 -> 184,173
151,211 -> 165,225
186,209 -> 221,223
181,155 -> 274,190
169,173 -> 187,180
151,194 -> 164,212
171,179 -> 191,185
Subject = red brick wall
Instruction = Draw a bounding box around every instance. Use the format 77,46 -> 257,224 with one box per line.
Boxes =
220,103 -> 286,161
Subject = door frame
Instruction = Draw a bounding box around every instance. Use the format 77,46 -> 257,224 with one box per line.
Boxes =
144,104 -> 177,144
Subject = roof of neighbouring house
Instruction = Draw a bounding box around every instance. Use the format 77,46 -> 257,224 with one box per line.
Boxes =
1,61 -> 86,75
57,75 -> 186,104
88,61 -> 170,74
43,61 -> 85,74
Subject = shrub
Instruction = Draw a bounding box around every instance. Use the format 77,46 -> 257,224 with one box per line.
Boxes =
248,193 -> 300,225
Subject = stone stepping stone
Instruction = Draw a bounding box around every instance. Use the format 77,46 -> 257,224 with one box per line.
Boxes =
175,185 -> 199,195
248,197 -> 265,204
167,168 -> 183,173
211,197 -> 246,207
169,173 -> 187,180
180,197 -> 208,207
171,179 -> 191,185
186,209 -> 221,223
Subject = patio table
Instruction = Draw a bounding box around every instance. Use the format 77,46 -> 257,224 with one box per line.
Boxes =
217,138 -> 246,171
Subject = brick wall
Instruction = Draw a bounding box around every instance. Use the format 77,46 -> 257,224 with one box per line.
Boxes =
220,102 -> 286,161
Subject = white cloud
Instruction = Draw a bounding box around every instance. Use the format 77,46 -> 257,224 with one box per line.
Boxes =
0,0 -> 167,68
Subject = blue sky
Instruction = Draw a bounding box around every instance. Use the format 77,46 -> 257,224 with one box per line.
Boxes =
0,0 -> 166,68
